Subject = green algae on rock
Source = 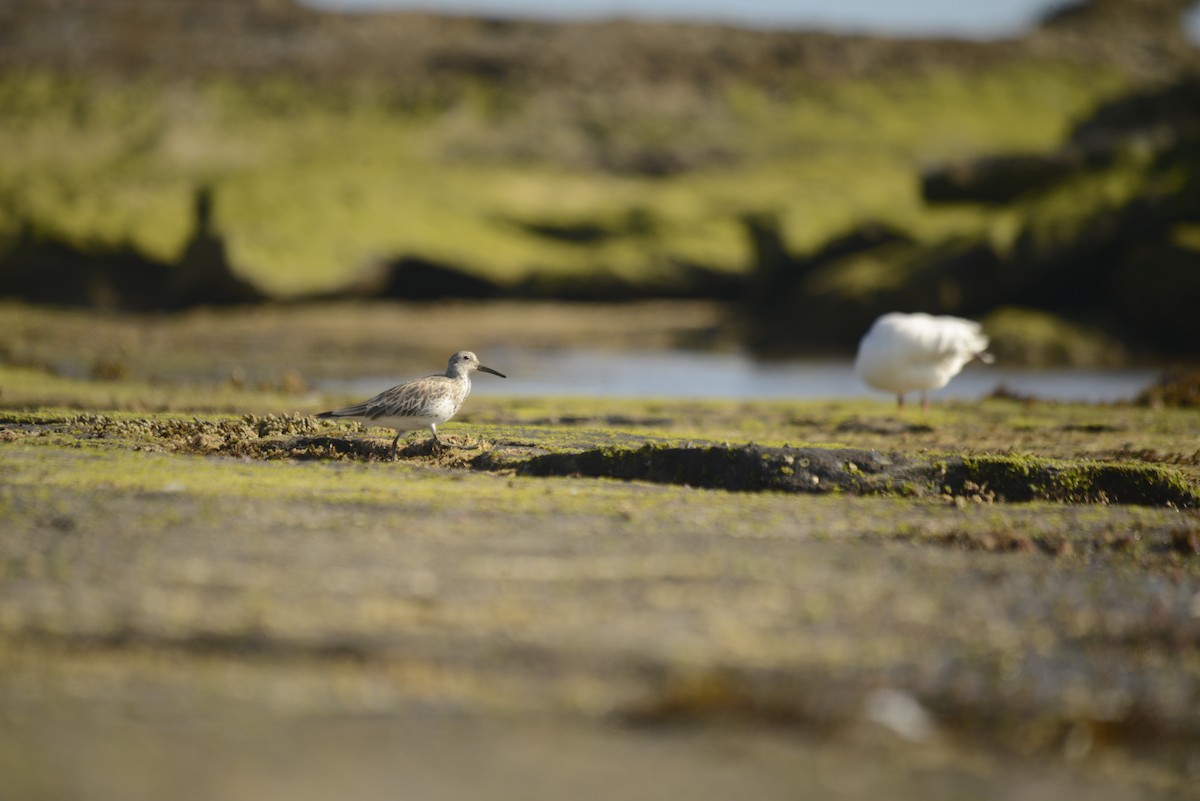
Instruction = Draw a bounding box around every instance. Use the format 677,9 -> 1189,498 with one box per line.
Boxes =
516,443 -> 1198,508
3,409 -> 1198,507
947,454 -> 1199,507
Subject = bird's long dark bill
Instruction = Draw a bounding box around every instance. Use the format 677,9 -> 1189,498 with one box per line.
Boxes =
479,365 -> 507,378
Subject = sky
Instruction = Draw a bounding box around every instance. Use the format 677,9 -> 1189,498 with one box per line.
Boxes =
300,0 -> 1084,38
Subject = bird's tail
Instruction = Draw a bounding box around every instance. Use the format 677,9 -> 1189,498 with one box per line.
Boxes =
317,404 -> 368,419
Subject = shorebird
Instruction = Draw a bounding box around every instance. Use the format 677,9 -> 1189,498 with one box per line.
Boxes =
317,351 -> 506,457
854,312 -> 993,409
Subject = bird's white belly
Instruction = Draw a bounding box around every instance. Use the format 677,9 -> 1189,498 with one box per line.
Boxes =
367,414 -> 441,432
858,359 -> 953,393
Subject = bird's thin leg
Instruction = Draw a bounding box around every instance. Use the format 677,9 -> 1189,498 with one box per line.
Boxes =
896,393 -> 904,411
920,392 -> 929,411
429,425 -> 444,455
390,432 -> 401,460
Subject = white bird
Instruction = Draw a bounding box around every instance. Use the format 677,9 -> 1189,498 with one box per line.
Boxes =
317,351 -> 505,457
854,312 -> 993,409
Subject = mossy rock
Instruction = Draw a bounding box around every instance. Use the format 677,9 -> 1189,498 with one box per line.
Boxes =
518,443 -> 931,495
7,411 -> 1198,507
945,455 -> 1198,507
517,443 -> 1199,507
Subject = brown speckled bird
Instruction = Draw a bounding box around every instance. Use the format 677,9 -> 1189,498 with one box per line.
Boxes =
317,351 -> 505,456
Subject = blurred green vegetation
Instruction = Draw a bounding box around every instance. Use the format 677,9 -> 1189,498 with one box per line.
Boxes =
0,62 -> 1129,297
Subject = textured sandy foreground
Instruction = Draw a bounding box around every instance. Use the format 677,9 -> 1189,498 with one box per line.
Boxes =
1,397 -> 1199,801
